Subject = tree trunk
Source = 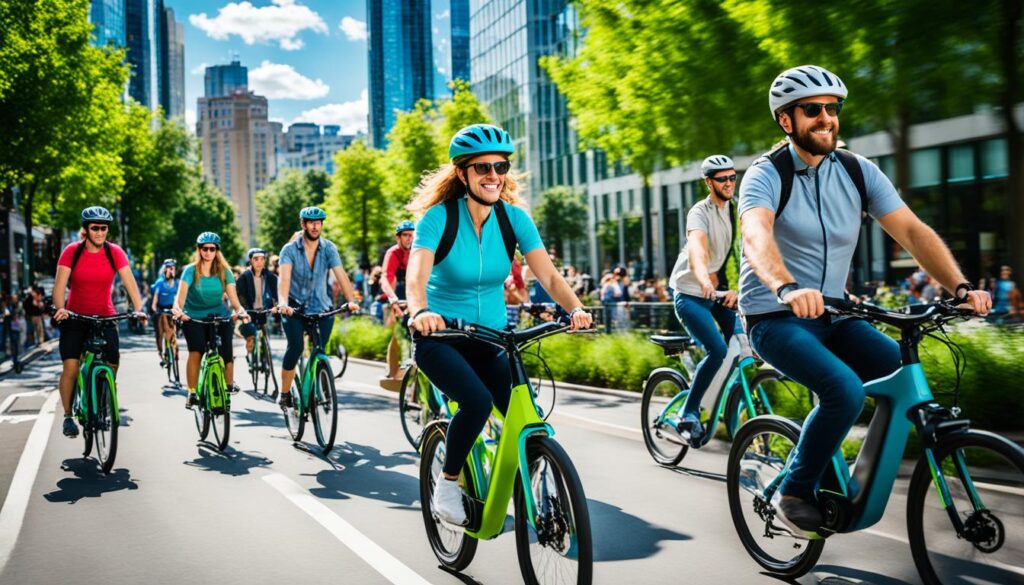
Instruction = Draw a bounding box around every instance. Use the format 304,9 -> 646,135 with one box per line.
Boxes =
641,176 -> 654,279
1001,0 -> 1022,276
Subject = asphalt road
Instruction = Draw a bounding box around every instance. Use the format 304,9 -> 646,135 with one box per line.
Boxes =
0,332 -> 1020,585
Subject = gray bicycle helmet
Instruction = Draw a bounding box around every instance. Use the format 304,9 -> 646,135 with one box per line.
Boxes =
247,247 -> 267,261
768,65 -> 848,118
80,206 -> 114,226
701,155 -> 734,177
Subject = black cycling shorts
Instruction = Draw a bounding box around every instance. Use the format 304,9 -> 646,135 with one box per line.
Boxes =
181,320 -> 233,364
59,319 -> 120,365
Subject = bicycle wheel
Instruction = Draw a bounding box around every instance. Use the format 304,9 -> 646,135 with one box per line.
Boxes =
165,344 -> 176,385
262,334 -> 278,396
419,423 -> 478,570
310,361 -> 338,451
193,390 -> 210,440
727,416 -> 824,578
333,342 -> 348,379
640,370 -> 690,466
514,436 -> 593,585
283,377 -> 305,441
530,358 -> 557,421
248,344 -> 259,391
92,376 -> 119,474
724,370 -> 781,437
399,366 -> 435,450
907,429 -> 1024,585
170,346 -> 180,386
209,375 -> 231,451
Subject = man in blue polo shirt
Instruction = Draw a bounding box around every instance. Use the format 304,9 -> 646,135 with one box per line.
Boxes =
276,207 -> 359,409
740,65 -> 991,535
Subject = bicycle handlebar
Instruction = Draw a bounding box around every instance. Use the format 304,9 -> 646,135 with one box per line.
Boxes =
289,305 -> 356,322
823,297 -> 974,328
60,310 -> 138,324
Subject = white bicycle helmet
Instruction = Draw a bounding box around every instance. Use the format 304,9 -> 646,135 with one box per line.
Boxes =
701,155 -> 734,177
768,65 -> 847,118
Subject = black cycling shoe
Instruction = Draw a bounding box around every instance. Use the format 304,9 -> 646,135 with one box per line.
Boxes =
278,392 -> 293,409
62,416 -> 79,438
773,493 -> 824,537
228,383 -> 240,394
186,393 -> 199,409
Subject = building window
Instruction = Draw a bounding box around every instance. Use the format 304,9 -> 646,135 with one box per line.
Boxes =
981,138 -> 1008,179
910,148 -> 941,188
947,144 -> 974,183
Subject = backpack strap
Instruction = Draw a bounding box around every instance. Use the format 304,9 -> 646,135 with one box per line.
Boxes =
834,149 -> 869,219
70,241 -> 118,273
433,198 -> 461,266
492,200 -> 518,263
716,202 -> 739,291
103,242 -> 117,273
766,144 -> 795,219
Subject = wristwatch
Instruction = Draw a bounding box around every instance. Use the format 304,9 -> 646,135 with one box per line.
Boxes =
776,282 -> 799,304
954,282 -> 975,300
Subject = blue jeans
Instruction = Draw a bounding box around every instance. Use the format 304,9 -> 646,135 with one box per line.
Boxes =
282,315 -> 335,370
673,292 -> 737,417
748,315 -> 900,500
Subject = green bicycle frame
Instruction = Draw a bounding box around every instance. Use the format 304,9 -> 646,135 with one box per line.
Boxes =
75,351 -> 118,425
294,351 -> 330,417
198,353 -> 228,410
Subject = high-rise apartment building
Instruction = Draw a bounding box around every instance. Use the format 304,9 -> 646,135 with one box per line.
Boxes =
160,7 -> 185,119
277,124 -> 356,175
205,59 -> 249,98
89,0 -> 126,47
125,0 -> 163,111
367,0 -> 434,148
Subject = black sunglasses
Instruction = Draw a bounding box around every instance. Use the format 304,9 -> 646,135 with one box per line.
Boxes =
791,101 -> 844,118
709,174 -> 737,184
88,224 -> 109,232
462,161 -> 512,175
199,245 -> 219,253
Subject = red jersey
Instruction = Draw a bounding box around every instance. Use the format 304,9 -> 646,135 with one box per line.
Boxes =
58,241 -> 129,316
379,244 -> 410,301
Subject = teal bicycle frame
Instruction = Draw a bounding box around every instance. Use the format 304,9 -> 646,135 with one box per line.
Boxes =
74,349 -> 119,428
293,347 -> 331,418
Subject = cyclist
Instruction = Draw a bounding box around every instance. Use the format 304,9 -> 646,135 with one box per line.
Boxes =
275,207 -> 360,409
150,259 -> 179,365
405,123 -> 592,525
379,220 -> 415,389
236,247 -> 278,353
52,206 -> 148,438
739,64 -> 991,534
171,232 -> 248,408
667,154 -> 739,444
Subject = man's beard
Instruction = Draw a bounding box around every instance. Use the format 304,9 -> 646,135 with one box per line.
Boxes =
792,122 -> 837,156
711,182 -> 733,202
304,229 -> 321,241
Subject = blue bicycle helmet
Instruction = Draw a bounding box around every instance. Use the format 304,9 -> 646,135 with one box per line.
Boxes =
162,258 -> 177,267
299,206 -> 327,221
247,247 -> 267,261
196,232 -> 221,246
80,206 -> 113,226
395,220 -> 415,235
448,124 -> 515,161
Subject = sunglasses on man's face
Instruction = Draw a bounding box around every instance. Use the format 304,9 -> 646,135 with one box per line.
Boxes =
88,225 -> 109,232
710,174 -> 737,184
792,101 -> 844,118
462,161 -> 512,176
199,246 -> 219,253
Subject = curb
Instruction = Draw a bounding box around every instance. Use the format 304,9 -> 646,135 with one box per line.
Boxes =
344,356 -> 641,401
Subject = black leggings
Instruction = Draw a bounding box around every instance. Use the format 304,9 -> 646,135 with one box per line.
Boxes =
413,337 -> 511,476
182,320 -> 233,364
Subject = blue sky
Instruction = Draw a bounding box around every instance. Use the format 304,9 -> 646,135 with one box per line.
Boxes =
167,0 -> 455,134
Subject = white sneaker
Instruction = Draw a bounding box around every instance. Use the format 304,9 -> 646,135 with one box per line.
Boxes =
431,475 -> 468,526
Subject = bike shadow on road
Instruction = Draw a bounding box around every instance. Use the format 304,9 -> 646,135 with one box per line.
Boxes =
183,444 -> 273,476
160,384 -> 187,398
232,407 -> 286,430
558,393 -> 636,410
815,559 -> 1018,585
587,498 -> 691,562
43,458 -> 140,504
307,442 -> 420,509
337,392 -> 396,413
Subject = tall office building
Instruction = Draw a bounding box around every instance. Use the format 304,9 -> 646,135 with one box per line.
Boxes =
450,0 -> 470,82
470,0 -> 582,200
277,124 -> 356,175
367,0 -> 434,148
125,0 -> 163,111
431,0 -> 470,99
204,60 -> 249,98
160,7 -> 185,119
89,0 -> 126,47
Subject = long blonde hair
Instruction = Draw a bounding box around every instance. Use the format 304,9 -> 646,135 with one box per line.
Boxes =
189,248 -> 231,288
406,158 -> 525,217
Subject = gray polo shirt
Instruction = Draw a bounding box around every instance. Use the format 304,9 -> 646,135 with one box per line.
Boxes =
738,144 -> 905,316
279,236 -> 343,312
670,197 -> 734,296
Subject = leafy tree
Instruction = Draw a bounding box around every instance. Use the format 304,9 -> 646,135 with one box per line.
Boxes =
155,177 -> 245,266
324,141 -> 390,267
534,186 -> 587,260
255,169 -> 330,253
385,99 -> 443,210
436,80 -> 492,159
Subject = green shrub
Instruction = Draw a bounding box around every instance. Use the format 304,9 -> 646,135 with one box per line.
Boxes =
523,332 -> 674,392
327,316 -> 394,361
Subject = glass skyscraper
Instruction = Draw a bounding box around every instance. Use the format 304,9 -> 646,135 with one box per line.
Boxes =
160,7 -> 185,120
367,0 -> 434,148
126,0 -> 163,111
89,0 -> 126,47
204,60 -> 249,98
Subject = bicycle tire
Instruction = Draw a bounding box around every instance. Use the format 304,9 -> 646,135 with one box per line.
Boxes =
727,416 -> 824,578
93,375 -> 118,474
514,436 -> 593,585
724,370 -> 780,438
74,389 -> 93,457
283,377 -> 305,442
209,374 -> 230,451
419,423 -> 478,571
249,342 -> 259,391
310,360 -> 338,451
399,366 -> 435,450
194,389 -> 210,440
333,343 -> 348,379
907,429 -> 1024,585
640,370 -> 689,466
263,334 -> 278,396
170,346 -> 180,386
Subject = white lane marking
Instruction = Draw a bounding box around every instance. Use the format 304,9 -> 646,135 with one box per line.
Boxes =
0,415 -> 38,425
0,390 -> 45,416
262,473 -> 434,585
0,392 -> 58,570
862,528 -> 1024,576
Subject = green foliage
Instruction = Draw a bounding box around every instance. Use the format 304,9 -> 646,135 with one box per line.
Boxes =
324,140 -> 390,266
255,169 -> 330,253
326,316 -> 394,361
385,100 -> 443,210
534,187 -> 587,259
436,79 -> 492,159
155,177 -> 245,266
522,332 -> 674,392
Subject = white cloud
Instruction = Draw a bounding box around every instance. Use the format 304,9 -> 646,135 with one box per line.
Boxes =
436,9 -> 450,20
292,89 -> 368,134
249,61 -> 329,100
190,62 -> 209,75
339,16 -> 367,41
189,0 -> 327,51
186,109 -> 197,129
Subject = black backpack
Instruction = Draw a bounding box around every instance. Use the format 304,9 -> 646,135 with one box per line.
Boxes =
433,198 -> 518,265
766,144 -> 868,220
70,240 -> 117,273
